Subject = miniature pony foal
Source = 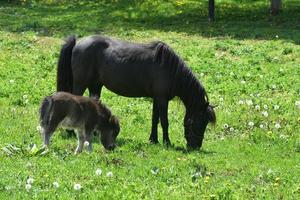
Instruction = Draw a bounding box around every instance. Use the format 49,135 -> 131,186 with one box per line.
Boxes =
39,92 -> 119,154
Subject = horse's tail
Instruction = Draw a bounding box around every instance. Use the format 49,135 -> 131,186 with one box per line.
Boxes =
40,96 -> 53,127
57,36 -> 76,92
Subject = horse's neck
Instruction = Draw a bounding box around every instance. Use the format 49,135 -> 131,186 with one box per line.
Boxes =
176,69 -> 205,116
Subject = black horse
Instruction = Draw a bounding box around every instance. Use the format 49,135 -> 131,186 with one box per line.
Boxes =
57,35 -> 216,149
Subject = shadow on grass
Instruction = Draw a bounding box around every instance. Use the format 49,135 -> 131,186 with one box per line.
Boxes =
0,0 -> 299,43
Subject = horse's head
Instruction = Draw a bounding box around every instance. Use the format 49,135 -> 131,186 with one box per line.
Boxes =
184,103 -> 216,150
99,115 -> 120,150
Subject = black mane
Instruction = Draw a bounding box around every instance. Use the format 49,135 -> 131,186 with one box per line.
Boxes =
154,42 -> 209,116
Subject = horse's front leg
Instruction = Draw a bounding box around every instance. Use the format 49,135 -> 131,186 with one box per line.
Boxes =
157,98 -> 171,146
149,99 -> 159,144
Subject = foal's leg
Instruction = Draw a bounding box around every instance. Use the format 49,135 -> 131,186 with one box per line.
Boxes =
85,129 -> 93,152
157,98 -> 171,146
75,129 -> 85,154
149,99 -> 159,144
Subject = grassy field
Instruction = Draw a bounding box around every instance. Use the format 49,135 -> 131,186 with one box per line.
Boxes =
0,0 -> 300,199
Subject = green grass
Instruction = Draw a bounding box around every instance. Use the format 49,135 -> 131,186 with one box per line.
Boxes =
0,0 -> 300,199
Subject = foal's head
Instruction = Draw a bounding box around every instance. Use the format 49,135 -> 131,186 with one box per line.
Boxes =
184,103 -> 216,150
97,103 -> 120,150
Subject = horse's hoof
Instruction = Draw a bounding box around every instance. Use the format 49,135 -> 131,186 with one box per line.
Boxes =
149,138 -> 159,144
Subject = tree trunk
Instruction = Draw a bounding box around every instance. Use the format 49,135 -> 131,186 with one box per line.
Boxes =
208,0 -> 215,22
270,0 -> 281,15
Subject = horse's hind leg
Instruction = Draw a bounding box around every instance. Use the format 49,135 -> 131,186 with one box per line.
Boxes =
75,129 -> 85,154
149,99 -> 159,144
88,83 -> 103,101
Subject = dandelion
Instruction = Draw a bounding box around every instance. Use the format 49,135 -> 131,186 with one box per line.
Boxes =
73,183 -> 81,191
274,105 -> 279,110
263,104 -> 268,110
271,84 -> 276,89
25,184 -> 32,191
53,182 -> 59,188
248,121 -> 254,127
219,97 -> 224,102
95,168 -> 102,176
262,111 -> 269,117
9,80 -> 14,84
151,168 -> 159,175
106,171 -> 113,177
241,80 -> 246,84
23,94 -> 28,99
259,124 -> 264,129
275,35 -> 279,38
229,127 -> 234,132
255,105 -> 260,110
295,101 -> 300,109
259,75 -> 263,79
279,68 -> 283,73
223,124 -> 229,129
36,125 -> 42,132
246,100 -> 253,106
27,177 -> 34,184
84,141 -> 89,147
200,72 -> 204,77
238,100 -> 244,105
275,123 -> 281,129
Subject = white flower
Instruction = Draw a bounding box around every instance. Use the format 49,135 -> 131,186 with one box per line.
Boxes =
279,68 -> 283,73
219,97 -> 224,101
23,94 -> 28,99
246,100 -> 253,106
9,80 -> 14,84
275,35 -> 279,38
27,177 -> 34,184
84,141 -> 89,147
95,168 -> 102,176
275,123 -> 281,129
295,101 -> 300,108
262,111 -> 269,117
223,124 -> 229,129
259,124 -> 264,129
241,80 -> 246,84
257,93 -> 261,97
229,127 -> 234,132
230,72 -> 234,76
263,105 -> 268,110
53,182 -> 59,188
248,122 -> 254,127
36,125 -> 42,132
73,183 -> 81,190
25,184 -> 31,191
246,73 -> 251,77
274,105 -> 279,110
106,172 -> 113,177
259,75 -> 263,79
271,84 -> 276,89
151,168 -> 159,175
255,105 -> 260,110
238,100 -> 244,105
200,72 -> 204,77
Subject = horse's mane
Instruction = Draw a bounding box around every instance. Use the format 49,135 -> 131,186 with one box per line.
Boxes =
153,42 -> 209,112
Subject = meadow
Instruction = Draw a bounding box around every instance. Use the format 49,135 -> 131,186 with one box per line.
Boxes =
0,0 -> 299,199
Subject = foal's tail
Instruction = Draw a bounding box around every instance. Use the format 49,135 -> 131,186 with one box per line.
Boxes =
39,96 -> 53,127
57,36 -> 76,92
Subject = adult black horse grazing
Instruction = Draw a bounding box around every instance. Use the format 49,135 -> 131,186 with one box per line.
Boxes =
57,35 -> 216,149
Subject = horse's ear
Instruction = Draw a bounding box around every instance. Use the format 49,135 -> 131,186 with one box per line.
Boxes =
109,115 -> 119,124
206,105 -> 216,125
